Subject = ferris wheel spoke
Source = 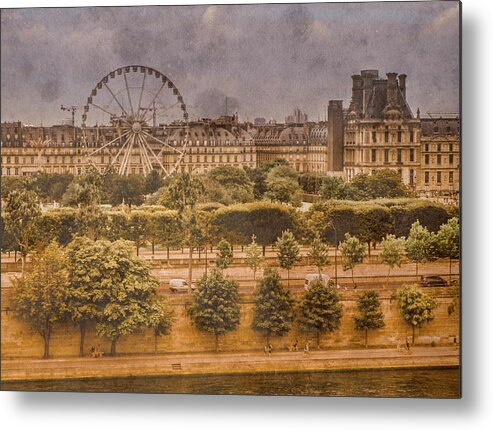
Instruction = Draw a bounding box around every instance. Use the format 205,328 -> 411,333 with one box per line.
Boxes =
123,72 -> 135,117
103,82 -> 129,118
110,134 -> 132,169
119,134 -> 134,176
86,129 -> 132,157
135,136 -> 148,175
137,73 -> 147,118
89,102 -> 122,120
138,81 -> 167,121
140,134 -> 169,173
137,134 -> 158,175
141,130 -> 183,154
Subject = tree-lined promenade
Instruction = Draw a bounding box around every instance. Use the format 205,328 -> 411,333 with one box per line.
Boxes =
1,165 -> 459,359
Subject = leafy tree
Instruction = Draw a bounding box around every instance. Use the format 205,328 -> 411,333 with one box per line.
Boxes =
299,279 -> 343,348
339,233 -> 366,287
381,234 -> 406,287
244,166 -> 268,199
105,174 -> 145,207
75,169 -> 105,240
125,211 -> 151,256
308,233 -> 329,276
351,169 -> 410,199
252,268 -> 295,343
266,175 -> 302,206
205,166 -> 255,204
189,268 -> 240,351
396,285 -> 437,343
216,238 -> 233,270
66,237 -> 109,356
144,170 -> 164,195
357,206 -> 393,256
405,221 -> 433,280
354,290 -> 385,347
147,298 -> 173,354
152,210 -> 183,261
4,189 -> 42,270
275,230 -> 301,286
299,173 -> 324,194
94,240 -> 160,355
13,242 -> 70,358
434,217 -> 460,282
245,234 -> 264,280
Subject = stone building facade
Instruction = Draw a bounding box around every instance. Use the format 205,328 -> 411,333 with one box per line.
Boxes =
0,70 -> 459,203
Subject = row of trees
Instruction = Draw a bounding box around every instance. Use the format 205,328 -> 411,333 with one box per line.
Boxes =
14,239 -> 171,358
14,240 -> 439,358
2,163 -> 416,212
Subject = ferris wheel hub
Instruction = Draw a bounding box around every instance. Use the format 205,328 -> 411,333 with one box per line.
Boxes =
132,122 -> 142,133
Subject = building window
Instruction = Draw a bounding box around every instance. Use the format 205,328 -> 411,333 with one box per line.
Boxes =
437,171 -> 442,183
410,169 -> 414,185
371,149 -> 376,162
410,149 -> 414,162
397,131 -> 402,142
425,171 -> 429,184
384,131 -> 389,143
384,149 -> 389,163
425,144 -> 429,152
410,130 -> 414,142
397,149 -> 402,163
437,144 -> 441,152
449,171 -> 454,183
437,154 -> 442,165
372,131 -> 376,143
449,143 -> 453,152
425,154 -> 430,165
449,154 -> 454,164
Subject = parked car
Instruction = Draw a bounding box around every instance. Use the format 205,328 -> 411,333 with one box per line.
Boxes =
169,278 -> 196,293
304,274 -> 339,291
420,276 -> 448,287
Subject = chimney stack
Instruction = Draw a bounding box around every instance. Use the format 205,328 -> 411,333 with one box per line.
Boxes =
327,100 -> 344,173
361,70 -> 379,116
350,75 -> 363,115
398,74 -> 407,100
386,72 -> 398,106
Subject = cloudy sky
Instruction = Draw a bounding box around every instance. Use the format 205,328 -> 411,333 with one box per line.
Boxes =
1,1 -> 460,126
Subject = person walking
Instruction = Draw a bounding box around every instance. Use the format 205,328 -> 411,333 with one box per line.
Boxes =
303,342 -> 310,355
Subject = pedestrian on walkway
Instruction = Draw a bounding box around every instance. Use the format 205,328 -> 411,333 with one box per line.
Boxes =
303,342 -> 310,355
396,338 -> 401,351
405,337 -> 411,354
293,339 -> 299,352
268,344 -> 273,354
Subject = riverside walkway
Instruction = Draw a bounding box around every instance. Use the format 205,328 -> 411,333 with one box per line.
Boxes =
1,346 -> 459,382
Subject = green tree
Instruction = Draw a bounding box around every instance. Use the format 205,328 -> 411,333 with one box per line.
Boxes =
434,217 -> 460,282
4,189 -> 42,270
245,234 -> 264,280
276,230 -> 301,287
75,169 -> 105,240
106,174 -> 145,207
266,175 -> 302,206
299,279 -> 343,348
339,233 -> 366,287
13,242 -> 70,358
125,211 -> 151,256
354,290 -> 385,347
216,238 -> 234,270
396,284 -> 437,343
381,234 -> 406,287
94,240 -> 160,355
189,268 -> 240,351
405,221 -> 432,280
147,298 -> 173,354
308,233 -> 329,276
66,237 -> 109,356
351,169 -> 410,199
144,170 -> 164,195
252,268 -> 295,343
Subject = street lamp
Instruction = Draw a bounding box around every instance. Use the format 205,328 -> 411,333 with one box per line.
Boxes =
328,219 -> 338,287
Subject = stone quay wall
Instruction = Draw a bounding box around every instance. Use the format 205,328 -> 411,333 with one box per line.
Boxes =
1,287 -> 459,359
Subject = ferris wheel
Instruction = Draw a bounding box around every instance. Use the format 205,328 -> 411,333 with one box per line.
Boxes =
81,65 -> 189,177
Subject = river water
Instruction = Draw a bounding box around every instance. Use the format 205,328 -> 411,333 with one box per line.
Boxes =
2,367 -> 459,398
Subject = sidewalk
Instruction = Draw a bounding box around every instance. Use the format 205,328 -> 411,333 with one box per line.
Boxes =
1,346 -> 460,382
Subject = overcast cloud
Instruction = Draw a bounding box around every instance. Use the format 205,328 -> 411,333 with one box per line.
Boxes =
1,1 -> 460,126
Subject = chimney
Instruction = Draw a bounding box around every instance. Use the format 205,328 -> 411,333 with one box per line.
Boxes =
350,74 -> 363,115
361,70 -> 379,116
386,72 -> 398,106
327,100 -> 344,173
398,74 -> 407,100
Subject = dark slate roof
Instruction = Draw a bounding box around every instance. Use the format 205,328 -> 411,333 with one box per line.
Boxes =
421,118 -> 460,137
365,80 -> 413,119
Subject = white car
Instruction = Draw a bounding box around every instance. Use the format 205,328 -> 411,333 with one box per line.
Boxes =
169,279 -> 196,293
303,274 -> 340,291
